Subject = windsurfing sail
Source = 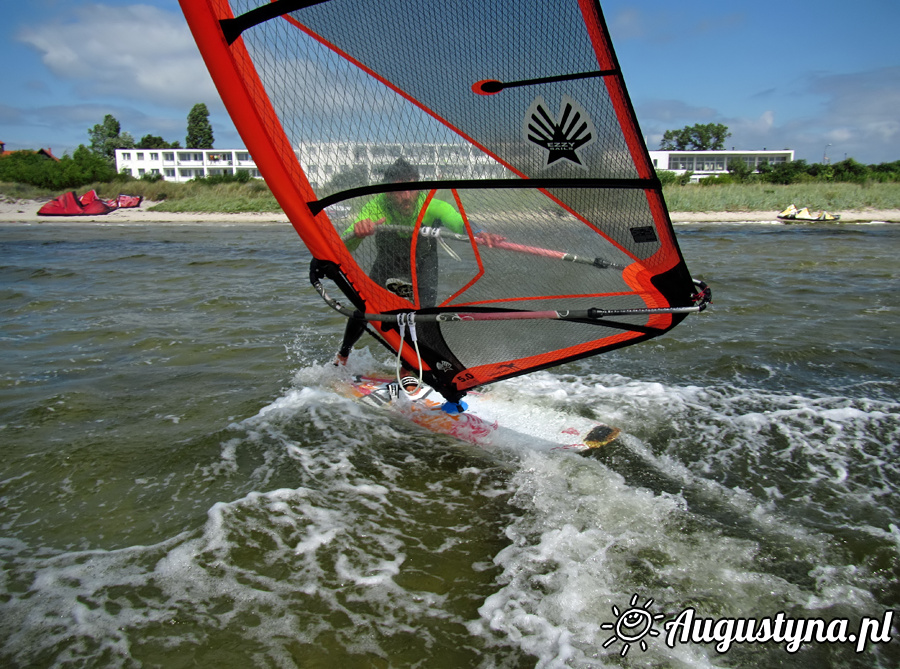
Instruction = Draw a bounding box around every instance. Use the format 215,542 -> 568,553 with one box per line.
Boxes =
181,0 -> 711,404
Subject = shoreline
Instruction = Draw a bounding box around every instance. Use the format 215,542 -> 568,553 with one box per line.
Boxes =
1,199 -> 898,225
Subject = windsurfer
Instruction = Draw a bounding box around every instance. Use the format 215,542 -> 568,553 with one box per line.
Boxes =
335,157 -> 503,369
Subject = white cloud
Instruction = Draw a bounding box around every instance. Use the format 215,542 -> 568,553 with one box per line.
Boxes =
17,3 -> 219,110
809,67 -> 900,154
639,67 -> 900,162
637,99 -> 718,124
693,13 -> 745,35
745,67 -> 900,162
731,111 -> 775,136
608,9 -> 648,41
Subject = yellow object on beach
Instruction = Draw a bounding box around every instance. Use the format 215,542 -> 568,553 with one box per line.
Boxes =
777,204 -> 841,222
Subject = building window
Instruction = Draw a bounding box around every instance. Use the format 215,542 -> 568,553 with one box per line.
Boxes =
669,155 -> 693,171
136,153 -> 144,161
150,153 -> 159,161
121,152 -> 131,161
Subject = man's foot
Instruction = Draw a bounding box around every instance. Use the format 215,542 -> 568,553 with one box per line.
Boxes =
334,354 -> 348,367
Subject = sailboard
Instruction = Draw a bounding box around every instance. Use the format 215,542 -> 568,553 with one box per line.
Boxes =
340,375 -> 621,454
181,0 -> 711,407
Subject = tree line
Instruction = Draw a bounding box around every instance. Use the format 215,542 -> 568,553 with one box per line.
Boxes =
658,156 -> 900,187
657,123 -> 900,185
0,104 -> 214,190
4,116 -> 900,191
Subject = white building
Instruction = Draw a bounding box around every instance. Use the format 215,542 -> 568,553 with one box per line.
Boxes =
649,149 -> 795,182
115,143 -> 508,186
299,142 -> 509,188
116,146 -> 797,185
115,149 -> 260,182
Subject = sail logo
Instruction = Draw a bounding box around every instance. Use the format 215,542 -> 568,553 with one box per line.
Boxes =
525,95 -> 595,167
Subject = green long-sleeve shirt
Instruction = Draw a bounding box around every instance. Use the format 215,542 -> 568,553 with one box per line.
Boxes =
343,193 -> 466,252
342,192 -> 467,306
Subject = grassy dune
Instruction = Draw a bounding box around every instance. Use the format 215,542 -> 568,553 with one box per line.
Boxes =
663,182 -> 900,212
4,180 -> 900,214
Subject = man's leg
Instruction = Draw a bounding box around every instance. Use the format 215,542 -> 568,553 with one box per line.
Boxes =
335,317 -> 367,365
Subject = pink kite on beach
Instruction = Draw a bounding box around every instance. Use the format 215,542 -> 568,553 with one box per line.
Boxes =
38,190 -> 143,216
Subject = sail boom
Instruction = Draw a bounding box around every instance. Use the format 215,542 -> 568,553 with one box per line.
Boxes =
311,262 -> 710,326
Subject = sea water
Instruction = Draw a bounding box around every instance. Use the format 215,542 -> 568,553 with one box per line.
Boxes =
1,221 -> 897,668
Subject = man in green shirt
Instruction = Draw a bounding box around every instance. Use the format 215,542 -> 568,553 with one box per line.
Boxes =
335,158 -> 501,367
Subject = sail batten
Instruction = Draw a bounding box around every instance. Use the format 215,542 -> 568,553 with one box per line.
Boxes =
308,177 -> 659,214
182,0 -> 709,403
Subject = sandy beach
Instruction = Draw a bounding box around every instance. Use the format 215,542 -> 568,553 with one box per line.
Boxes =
1,198 -> 898,225
0,199 -> 291,225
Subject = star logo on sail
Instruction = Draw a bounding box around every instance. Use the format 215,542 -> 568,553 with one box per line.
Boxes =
525,95 -> 596,167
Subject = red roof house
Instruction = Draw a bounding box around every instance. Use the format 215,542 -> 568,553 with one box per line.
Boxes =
0,141 -> 59,160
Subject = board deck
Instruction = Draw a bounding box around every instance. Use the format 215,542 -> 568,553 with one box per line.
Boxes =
340,375 -> 620,454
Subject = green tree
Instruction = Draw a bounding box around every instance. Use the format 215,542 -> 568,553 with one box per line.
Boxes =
660,123 -> 731,150
831,158 -> 870,184
656,169 -> 681,186
726,157 -> 753,182
869,161 -> 900,182
0,144 -> 114,189
69,144 -> 116,184
324,164 -> 369,194
660,128 -> 690,151
186,103 -> 214,149
137,134 -> 181,149
88,114 -> 134,163
806,162 -> 834,181
764,159 -> 809,185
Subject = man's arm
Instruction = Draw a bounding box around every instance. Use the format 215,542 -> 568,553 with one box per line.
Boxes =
342,199 -> 385,251
424,199 -> 505,246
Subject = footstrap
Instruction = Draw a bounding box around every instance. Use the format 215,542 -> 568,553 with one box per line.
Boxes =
395,313 -> 423,396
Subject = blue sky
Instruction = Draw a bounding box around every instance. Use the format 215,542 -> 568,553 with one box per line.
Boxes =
2,0 -> 898,164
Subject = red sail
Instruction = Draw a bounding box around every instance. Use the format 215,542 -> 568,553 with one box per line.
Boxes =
181,0 -> 708,402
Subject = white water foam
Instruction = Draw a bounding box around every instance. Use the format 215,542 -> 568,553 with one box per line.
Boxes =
5,356 -> 895,667
1,366 -> 516,666
462,370 -> 898,666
